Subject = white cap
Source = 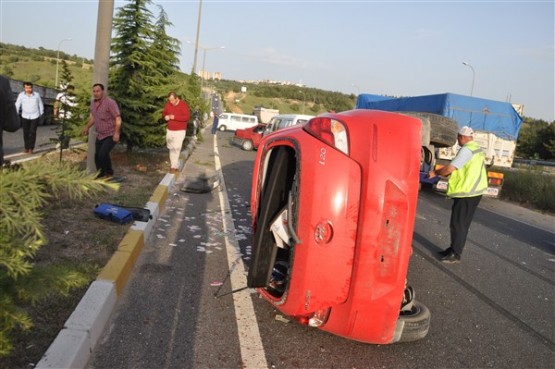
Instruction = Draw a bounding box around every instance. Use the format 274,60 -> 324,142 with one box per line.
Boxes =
458,126 -> 474,136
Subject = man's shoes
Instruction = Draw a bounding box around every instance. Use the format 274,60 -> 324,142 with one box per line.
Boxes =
440,250 -> 461,263
169,168 -> 179,174
438,247 -> 453,257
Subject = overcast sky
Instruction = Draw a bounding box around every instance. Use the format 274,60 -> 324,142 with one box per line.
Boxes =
1,0 -> 553,121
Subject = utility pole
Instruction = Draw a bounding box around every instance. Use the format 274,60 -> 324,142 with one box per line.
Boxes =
87,0 -> 115,173
191,0 -> 203,75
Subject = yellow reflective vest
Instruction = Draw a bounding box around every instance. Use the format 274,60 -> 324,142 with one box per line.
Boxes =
447,141 -> 487,198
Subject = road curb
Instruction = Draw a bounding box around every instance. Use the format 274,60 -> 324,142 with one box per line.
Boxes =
36,138 -> 197,369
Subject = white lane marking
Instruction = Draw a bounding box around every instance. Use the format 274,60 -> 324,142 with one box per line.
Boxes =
213,133 -> 268,369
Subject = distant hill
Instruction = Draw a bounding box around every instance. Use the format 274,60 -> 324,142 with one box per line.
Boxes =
1,42 -> 94,91
1,42 -> 356,114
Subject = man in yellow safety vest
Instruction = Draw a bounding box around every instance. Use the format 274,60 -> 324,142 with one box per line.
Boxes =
428,126 -> 487,263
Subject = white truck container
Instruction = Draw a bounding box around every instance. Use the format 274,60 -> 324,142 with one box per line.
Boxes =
438,131 -> 517,168
253,107 -> 279,124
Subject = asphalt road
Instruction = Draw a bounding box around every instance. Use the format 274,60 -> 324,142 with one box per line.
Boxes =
3,124 -> 59,156
87,130 -> 555,369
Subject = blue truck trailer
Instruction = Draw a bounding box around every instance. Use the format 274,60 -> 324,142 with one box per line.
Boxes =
356,93 -> 524,197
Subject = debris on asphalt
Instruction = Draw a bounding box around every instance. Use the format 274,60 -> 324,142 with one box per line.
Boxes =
274,314 -> 290,324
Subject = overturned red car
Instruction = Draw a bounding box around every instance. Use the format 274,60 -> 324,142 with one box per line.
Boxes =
247,109 -> 430,344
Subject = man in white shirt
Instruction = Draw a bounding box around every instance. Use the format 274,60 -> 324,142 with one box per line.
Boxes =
15,82 -> 44,154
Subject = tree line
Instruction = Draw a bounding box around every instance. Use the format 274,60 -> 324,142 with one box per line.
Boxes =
515,118 -> 555,160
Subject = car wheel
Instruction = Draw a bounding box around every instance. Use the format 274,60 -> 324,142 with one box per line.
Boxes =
219,125 -> 227,132
242,140 -> 253,151
396,300 -> 431,343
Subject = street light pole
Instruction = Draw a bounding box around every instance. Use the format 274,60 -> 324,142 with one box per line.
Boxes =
55,38 -> 72,88
299,90 -> 306,114
462,61 -> 475,97
191,0 -> 203,75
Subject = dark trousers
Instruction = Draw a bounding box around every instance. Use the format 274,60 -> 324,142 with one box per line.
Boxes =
22,117 -> 39,150
450,195 -> 482,256
95,136 -> 116,178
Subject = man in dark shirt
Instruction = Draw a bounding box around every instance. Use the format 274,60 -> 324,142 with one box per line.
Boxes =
82,83 -> 122,179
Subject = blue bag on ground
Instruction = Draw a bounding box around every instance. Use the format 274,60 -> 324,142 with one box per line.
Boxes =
94,203 -> 134,224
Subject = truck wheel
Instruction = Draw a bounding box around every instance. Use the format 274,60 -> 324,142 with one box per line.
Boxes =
242,140 -> 254,151
219,125 -> 227,132
397,300 -> 431,343
405,112 -> 458,147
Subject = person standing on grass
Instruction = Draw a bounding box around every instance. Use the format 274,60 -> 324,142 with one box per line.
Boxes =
428,126 -> 487,264
162,92 -> 190,173
15,82 -> 44,154
81,83 -> 121,179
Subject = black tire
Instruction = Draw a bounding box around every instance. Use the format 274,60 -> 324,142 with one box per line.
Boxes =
242,140 -> 253,151
218,125 -> 227,132
401,112 -> 458,147
419,112 -> 458,147
397,300 -> 431,343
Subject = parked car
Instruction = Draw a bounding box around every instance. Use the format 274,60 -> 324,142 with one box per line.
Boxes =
232,123 -> 267,151
232,114 -> 314,151
264,114 -> 314,135
247,109 -> 430,344
217,113 -> 258,132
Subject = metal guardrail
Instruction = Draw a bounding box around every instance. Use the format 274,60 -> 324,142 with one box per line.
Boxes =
513,158 -> 555,167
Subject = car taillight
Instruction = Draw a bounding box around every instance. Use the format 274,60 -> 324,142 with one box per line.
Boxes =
304,118 -> 349,155
308,308 -> 331,327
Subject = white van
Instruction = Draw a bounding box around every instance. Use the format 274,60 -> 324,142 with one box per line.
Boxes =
264,114 -> 315,135
217,113 -> 259,132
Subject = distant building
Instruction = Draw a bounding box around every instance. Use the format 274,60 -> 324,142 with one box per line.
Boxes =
200,70 -> 222,81
239,79 -> 305,87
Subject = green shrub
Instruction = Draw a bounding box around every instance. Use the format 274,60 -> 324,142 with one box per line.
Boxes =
3,66 -> 14,77
500,169 -> 555,212
0,162 -> 118,357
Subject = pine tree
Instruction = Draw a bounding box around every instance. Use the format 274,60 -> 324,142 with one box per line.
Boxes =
109,0 -> 177,150
53,60 -> 79,153
148,6 -> 185,126
59,59 -> 73,89
151,6 -> 180,80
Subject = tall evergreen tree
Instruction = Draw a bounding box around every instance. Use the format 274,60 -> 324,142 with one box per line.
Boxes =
151,6 -> 180,80
109,0 -> 168,150
149,6 -> 184,123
